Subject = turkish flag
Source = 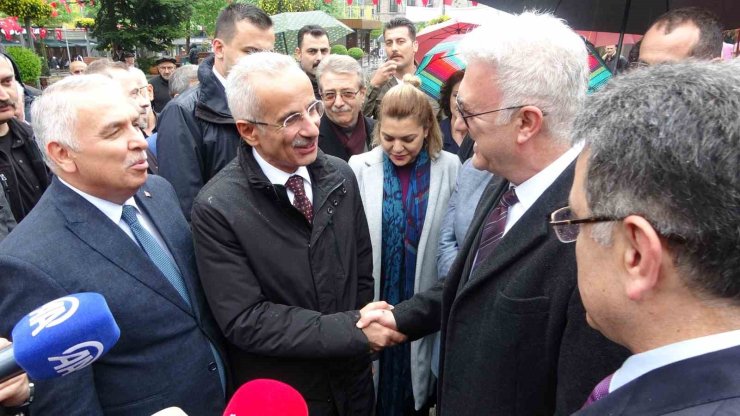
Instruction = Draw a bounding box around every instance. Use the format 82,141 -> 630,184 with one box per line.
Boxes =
2,29 -> 11,41
55,28 -> 63,40
346,0 -> 352,4
443,0 -> 452,5
421,0 -> 428,5
40,28 -> 47,38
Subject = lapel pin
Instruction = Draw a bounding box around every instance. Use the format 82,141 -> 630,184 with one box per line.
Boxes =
144,191 -> 152,198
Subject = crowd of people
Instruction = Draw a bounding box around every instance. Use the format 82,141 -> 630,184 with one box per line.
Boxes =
0,3 -> 738,416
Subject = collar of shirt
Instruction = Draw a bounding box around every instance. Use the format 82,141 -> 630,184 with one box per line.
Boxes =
505,141 -> 584,233
213,66 -> 227,88
58,177 -> 138,225
610,329 -> 740,393
252,148 -> 312,204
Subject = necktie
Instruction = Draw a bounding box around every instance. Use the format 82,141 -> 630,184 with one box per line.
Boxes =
473,188 -> 519,270
582,373 -> 614,408
285,175 -> 313,223
121,204 -> 226,393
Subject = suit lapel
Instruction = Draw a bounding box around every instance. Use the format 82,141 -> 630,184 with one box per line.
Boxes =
51,179 -> 193,315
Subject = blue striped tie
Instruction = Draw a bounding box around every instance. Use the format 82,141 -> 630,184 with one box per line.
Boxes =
121,204 -> 226,393
473,188 -> 519,270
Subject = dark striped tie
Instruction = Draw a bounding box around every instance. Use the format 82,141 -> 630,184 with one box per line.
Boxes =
286,175 -> 313,223
473,188 -> 518,270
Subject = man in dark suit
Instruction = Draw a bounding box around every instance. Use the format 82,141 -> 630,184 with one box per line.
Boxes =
0,75 -> 226,415
315,54 -> 374,161
566,61 -> 740,415
358,12 -> 628,415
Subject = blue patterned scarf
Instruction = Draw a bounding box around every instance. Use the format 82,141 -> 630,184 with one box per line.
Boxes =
377,148 -> 431,415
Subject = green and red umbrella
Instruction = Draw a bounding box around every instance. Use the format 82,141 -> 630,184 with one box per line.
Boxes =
415,34 -> 466,102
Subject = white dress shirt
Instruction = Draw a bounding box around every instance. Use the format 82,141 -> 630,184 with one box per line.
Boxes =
504,141 -> 584,234
213,66 -> 227,88
58,178 -> 175,262
252,148 -> 313,204
609,329 -> 740,393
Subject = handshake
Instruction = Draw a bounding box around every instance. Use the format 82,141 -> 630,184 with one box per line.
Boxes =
356,301 -> 407,353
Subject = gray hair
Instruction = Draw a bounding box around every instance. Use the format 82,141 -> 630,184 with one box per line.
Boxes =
169,64 -> 199,97
315,54 -> 365,91
459,12 -> 588,143
31,74 -> 120,170
573,60 -> 740,301
225,51 -> 304,121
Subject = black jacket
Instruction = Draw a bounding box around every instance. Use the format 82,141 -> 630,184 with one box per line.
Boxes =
318,115 -> 375,162
149,75 -> 171,114
191,144 -> 375,416
393,163 -> 629,416
0,118 -> 50,222
0,191 -> 15,243
157,56 -> 241,221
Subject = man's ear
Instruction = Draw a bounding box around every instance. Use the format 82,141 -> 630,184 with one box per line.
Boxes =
515,105 -> 544,145
146,84 -> 154,101
621,215 -> 664,301
236,120 -> 259,147
46,142 -> 78,174
212,38 -> 225,60
294,47 -> 301,60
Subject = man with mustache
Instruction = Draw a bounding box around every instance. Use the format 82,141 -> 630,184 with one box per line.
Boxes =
316,55 -> 374,161
191,52 -> 405,416
295,25 -> 330,100
0,74 -> 228,415
0,54 -> 49,225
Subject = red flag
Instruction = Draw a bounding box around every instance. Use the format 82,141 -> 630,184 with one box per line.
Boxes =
3,29 -> 10,41
346,0 -> 352,4
395,0 -> 402,4
52,9 -> 59,17
40,27 -> 47,38
471,1 -> 478,4
323,0 -> 331,3
55,28 -> 62,40
50,2 -> 57,7
443,0 -> 452,5
372,0 -> 378,4
421,0 -> 428,5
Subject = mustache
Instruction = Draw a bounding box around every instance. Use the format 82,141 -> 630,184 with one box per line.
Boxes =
330,105 -> 352,113
292,136 -> 315,148
126,151 -> 148,167
0,99 -> 16,109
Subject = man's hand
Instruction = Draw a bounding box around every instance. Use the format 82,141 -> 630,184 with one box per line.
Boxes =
362,323 -> 407,352
357,301 -> 398,330
370,60 -> 397,88
0,338 -> 30,407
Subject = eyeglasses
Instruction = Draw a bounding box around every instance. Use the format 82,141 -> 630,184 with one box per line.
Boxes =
455,95 -> 533,130
549,206 -> 623,243
131,86 -> 148,99
320,89 -> 361,102
247,100 -> 325,130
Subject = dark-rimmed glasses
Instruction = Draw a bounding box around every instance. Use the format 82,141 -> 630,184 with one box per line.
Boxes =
246,100 -> 324,130
455,95 -> 530,130
549,206 -> 622,243
320,89 -> 361,102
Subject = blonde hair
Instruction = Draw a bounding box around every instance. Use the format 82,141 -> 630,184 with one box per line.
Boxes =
372,75 -> 443,159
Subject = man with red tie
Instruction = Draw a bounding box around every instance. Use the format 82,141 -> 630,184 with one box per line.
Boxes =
564,61 -> 740,415
190,52 -> 405,416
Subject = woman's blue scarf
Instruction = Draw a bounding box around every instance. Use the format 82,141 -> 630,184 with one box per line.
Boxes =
377,148 -> 431,415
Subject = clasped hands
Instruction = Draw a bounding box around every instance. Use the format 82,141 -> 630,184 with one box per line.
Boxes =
357,301 -> 407,352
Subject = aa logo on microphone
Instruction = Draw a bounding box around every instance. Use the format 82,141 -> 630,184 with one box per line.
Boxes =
48,341 -> 105,376
28,296 -> 80,336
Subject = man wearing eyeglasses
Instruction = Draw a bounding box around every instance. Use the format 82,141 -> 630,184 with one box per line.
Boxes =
191,52 -> 403,416
357,13 -> 628,415
315,55 -> 375,161
564,61 -> 740,415
157,3 -> 275,221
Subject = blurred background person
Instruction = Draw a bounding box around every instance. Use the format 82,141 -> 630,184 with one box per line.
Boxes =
295,25 -> 330,99
638,7 -> 723,65
69,60 -> 87,75
349,77 -> 460,415
438,69 -> 470,161
601,44 -> 628,73
316,55 -> 374,161
149,57 -> 177,113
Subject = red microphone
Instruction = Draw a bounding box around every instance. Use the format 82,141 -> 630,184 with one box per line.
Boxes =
223,379 -> 308,416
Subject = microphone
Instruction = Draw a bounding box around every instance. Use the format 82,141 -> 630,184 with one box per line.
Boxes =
0,293 -> 120,383
223,379 -> 308,416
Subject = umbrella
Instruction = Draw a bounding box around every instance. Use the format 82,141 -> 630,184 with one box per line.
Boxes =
415,34 -> 467,101
271,11 -> 354,55
415,18 -> 479,63
575,31 -> 642,47
584,40 -> 613,94
473,0 -> 740,34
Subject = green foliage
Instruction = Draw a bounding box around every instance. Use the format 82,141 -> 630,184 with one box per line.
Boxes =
190,0 -> 229,36
254,0 -> 314,15
5,46 -> 42,85
93,0 -> 191,52
0,0 -> 52,20
137,56 -> 157,72
75,17 -> 95,29
428,14 -> 450,25
369,29 -> 382,39
347,47 -> 363,60
330,44 -> 347,55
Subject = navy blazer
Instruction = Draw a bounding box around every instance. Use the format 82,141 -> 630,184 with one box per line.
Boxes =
394,162 -> 629,415
0,176 -> 226,416
574,345 -> 740,416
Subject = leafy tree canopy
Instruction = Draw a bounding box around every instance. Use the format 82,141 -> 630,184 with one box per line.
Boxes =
92,0 -> 190,51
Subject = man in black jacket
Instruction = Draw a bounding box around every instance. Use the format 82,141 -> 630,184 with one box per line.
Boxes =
0,54 -> 49,224
149,56 -> 176,113
315,55 -> 374,161
191,52 -> 405,416
357,12 -> 628,415
157,3 -> 275,220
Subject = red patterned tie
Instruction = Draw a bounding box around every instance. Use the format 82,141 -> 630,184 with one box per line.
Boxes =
582,373 -> 614,408
285,175 -> 313,223
472,187 -> 518,270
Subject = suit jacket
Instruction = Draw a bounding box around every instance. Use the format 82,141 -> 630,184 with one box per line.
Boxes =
349,148 -> 460,408
0,176 -> 226,416
574,345 -> 740,415
394,162 -> 629,415
318,115 -> 375,162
